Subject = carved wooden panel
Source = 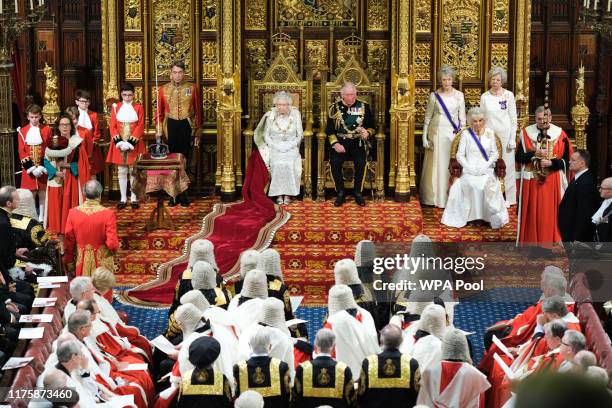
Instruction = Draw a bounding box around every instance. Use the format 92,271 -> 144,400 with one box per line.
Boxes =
62,32 -> 86,69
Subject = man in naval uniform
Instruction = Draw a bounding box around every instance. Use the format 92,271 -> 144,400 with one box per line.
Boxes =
325,82 -> 375,206
233,326 -> 291,407
155,60 -> 201,207
293,328 -> 354,408
358,324 -> 421,408
178,336 -> 232,408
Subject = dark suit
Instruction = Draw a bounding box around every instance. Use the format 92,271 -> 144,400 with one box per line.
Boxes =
293,355 -> 354,408
233,356 -> 291,408
594,201 -> 612,243
558,170 -> 599,243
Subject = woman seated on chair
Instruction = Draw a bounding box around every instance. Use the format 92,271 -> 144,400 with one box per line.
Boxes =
441,107 -> 509,229
254,91 -> 303,205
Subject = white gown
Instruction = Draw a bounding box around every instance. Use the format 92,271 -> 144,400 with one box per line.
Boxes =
441,128 -> 509,229
480,90 -> 518,205
420,90 -> 466,208
255,107 -> 303,197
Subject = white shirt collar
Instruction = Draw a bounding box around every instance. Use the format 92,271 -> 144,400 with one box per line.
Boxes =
77,108 -> 93,130
574,168 -> 588,180
250,352 -> 269,358
25,125 -> 43,145
116,102 -> 138,123
592,198 -> 612,224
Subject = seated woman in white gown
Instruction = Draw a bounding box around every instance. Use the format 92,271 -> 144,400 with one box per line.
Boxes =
254,90 -> 303,205
441,107 -> 509,229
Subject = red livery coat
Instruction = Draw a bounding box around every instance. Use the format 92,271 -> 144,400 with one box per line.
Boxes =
106,102 -> 146,166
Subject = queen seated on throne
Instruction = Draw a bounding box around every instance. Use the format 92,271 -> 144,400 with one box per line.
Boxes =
254,91 -> 304,205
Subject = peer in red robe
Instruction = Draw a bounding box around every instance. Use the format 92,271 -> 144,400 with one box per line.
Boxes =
75,89 -> 104,176
63,196 -> 119,277
17,105 -> 53,222
106,84 -> 146,208
516,108 -> 572,246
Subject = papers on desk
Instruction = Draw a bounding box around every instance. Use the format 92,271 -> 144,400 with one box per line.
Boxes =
150,335 -> 176,355
38,282 -> 60,289
96,394 -> 135,407
37,276 -> 68,284
18,326 -> 44,339
493,352 -> 515,380
290,296 -> 303,313
19,314 -> 54,323
32,297 -> 57,308
119,363 -> 148,371
286,318 -> 307,327
1,356 -> 33,370
492,334 -> 514,360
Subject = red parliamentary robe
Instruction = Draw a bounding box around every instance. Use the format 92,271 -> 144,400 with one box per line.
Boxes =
17,124 -> 52,190
61,131 -> 91,233
82,109 -> 105,175
63,199 -> 119,277
106,102 -> 146,165
516,124 -> 572,245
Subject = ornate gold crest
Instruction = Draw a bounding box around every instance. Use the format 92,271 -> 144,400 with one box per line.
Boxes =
317,368 -> 331,385
252,367 -> 266,385
196,369 -> 209,382
383,359 -> 396,376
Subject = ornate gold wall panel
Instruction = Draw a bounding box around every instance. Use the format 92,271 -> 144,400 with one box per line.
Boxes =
125,0 -> 142,31
366,40 -> 388,80
245,0 -> 266,30
153,0 -> 193,77
278,0 -> 358,27
124,41 -> 143,80
335,40 -> 353,72
367,0 -> 388,31
416,0 -> 431,32
490,42 -> 508,71
415,87 -> 430,125
245,39 -> 267,80
202,0 -> 218,30
201,86 -> 217,125
201,40 -> 218,80
414,42 -> 431,80
493,0 -> 509,33
305,39 -> 328,79
463,87 -> 482,109
440,0 -> 482,79
134,86 -> 143,103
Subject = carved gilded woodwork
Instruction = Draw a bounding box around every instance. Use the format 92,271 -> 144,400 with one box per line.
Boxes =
134,86 -> 143,103
124,41 -> 143,80
150,86 -> 159,127
202,86 -> 218,125
463,87 -> 482,109
416,0 -> 431,32
125,0 -> 141,31
571,64 -> 589,149
367,0 -> 388,31
441,0 -> 481,79
335,40 -> 353,72
245,39 -> 267,80
414,87 -> 430,124
202,0 -> 218,30
202,40 -> 218,80
366,40 -> 388,81
305,39 -> 329,79
278,0 -> 358,27
153,0 -> 193,78
490,42 -> 508,72
493,0 -> 509,33
414,42 -> 431,80
245,0 -> 266,30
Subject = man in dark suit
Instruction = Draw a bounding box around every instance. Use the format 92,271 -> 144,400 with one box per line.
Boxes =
558,150 -> 599,243
593,177 -> 612,243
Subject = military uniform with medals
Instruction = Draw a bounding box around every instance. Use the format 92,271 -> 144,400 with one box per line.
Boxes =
233,356 -> 291,407
293,355 -> 355,408
357,349 -> 420,408
326,99 -> 375,199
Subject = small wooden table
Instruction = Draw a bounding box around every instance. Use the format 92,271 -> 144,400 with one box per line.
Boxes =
132,153 -> 190,231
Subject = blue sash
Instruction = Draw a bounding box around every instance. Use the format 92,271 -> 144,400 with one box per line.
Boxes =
467,128 -> 489,162
434,92 -> 461,133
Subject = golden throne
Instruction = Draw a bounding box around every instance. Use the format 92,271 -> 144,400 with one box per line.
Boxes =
449,130 -> 506,193
316,36 -> 386,201
243,33 -> 314,199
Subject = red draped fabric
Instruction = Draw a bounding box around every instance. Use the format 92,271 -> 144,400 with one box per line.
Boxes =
125,149 -> 278,305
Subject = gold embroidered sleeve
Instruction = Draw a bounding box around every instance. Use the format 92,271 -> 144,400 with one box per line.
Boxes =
31,224 -> 49,246
223,376 -> 232,401
357,366 -> 367,396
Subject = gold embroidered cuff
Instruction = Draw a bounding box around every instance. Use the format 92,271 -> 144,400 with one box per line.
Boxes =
329,134 -> 338,145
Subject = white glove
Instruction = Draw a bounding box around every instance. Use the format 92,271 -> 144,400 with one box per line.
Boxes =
32,167 -> 42,178
422,136 -> 431,149
39,165 -> 47,174
26,166 -> 36,175
125,143 -> 135,151
117,141 -> 130,152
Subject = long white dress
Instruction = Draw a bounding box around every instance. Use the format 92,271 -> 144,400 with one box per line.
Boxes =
441,128 -> 509,229
420,90 -> 466,208
254,107 -> 303,197
480,90 -> 518,205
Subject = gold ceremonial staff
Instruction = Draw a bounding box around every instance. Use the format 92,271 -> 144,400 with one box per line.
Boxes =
532,72 -> 554,182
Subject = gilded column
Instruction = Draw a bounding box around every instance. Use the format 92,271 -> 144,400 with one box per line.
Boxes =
513,0 -> 531,126
102,0 -> 119,103
0,56 -> 14,186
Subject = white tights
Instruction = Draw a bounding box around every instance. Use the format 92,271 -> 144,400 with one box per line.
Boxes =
35,189 -> 46,222
118,165 -> 136,203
